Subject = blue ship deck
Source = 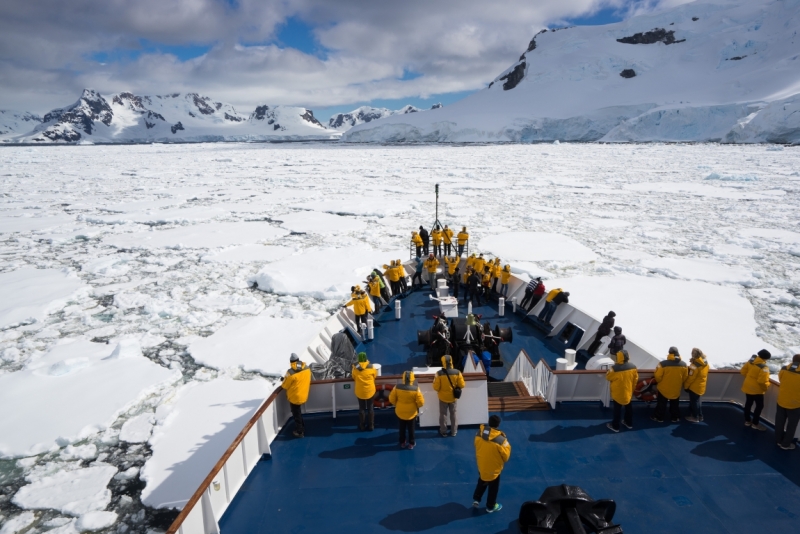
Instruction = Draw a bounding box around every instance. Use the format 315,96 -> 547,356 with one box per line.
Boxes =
356,287 -> 563,378
219,403 -> 800,533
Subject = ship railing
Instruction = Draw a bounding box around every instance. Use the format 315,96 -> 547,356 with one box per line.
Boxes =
506,349 -> 557,409
166,370 -> 488,534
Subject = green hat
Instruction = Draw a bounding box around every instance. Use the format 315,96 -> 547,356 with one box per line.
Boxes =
358,352 -> 367,363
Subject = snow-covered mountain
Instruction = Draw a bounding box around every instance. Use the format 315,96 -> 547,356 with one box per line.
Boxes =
6,90 -> 336,144
0,110 -> 42,141
328,103 -> 442,131
344,0 -> 800,144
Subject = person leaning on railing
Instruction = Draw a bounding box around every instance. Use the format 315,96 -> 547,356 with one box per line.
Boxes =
651,347 -> 688,423
411,231 -> 423,257
352,352 -> 377,432
433,355 -> 466,437
775,354 -> 800,450
605,350 -> 638,433
395,259 -> 408,293
282,353 -> 312,438
741,349 -> 772,431
683,348 -> 709,423
389,371 -> 424,450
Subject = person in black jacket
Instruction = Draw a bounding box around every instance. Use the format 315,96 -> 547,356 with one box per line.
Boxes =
519,277 -> 541,309
419,226 -> 430,256
607,326 -> 626,356
587,311 -> 616,356
465,269 -> 482,306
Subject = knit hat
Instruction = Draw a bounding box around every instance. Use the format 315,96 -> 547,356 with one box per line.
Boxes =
358,352 -> 367,363
669,346 -> 680,356
758,349 -> 772,360
608,311 -> 616,317
614,326 -> 622,334
290,353 -> 299,362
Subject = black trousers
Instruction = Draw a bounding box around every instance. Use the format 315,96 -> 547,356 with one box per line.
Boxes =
390,281 -> 400,296
398,416 -> 415,445
354,313 -> 367,331
473,475 -> 501,509
775,406 -> 800,447
444,243 -> 452,255
399,276 -> 408,292
520,289 -> 533,309
744,393 -> 765,425
654,392 -> 680,421
611,400 -> 632,430
464,288 -> 481,306
422,242 -> 429,255
451,276 -> 459,298
358,397 -> 374,415
586,330 -> 609,356
526,295 -> 542,312
434,243 -> 442,256
290,402 -> 304,434
412,271 -> 423,287
415,246 -> 422,257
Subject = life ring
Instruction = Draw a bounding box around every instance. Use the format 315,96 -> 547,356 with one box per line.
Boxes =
634,378 -> 658,402
373,384 -> 394,409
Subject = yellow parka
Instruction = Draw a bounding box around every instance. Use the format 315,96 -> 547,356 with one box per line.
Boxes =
545,288 -> 562,302
443,228 -> 454,244
474,424 -> 511,481
457,230 -> 469,245
352,361 -> 377,400
362,294 -> 373,313
684,355 -> 709,396
777,362 -> 800,409
389,372 -> 424,420
412,233 -> 423,247
346,294 -> 370,315
433,356 -> 466,403
445,257 -> 459,275
492,262 -> 502,278
368,278 -> 382,297
481,272 -> 491,287
283,362 -> 311,405
431,229 -> 443,245
474,257 -> 486,274
654,352 -> 688,400
606,352 -> 638,405
424,257 -> 440,273
500,266 -> 512,284
395,261 -> 407,277
741,356 -> 771,395
383,264 -> 400,282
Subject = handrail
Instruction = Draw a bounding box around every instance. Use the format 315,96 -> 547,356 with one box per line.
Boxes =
165,385 -> 283,534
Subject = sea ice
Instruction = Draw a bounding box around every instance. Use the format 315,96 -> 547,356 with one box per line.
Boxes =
200,244 -> 294,263
104,221 -> 289,249
278,210 -> 367,234
0,268 -> 89,329
12,464 -> 118,516
74,511 -> 118,532
478,232 -> 597,262
119,413 -> 155,443
640,257 -> 757,286
140,378 -> 270,509
0,511 -> 35,534
188,315 -> 323,375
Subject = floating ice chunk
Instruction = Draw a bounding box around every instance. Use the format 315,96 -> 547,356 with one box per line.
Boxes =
640,257 -> 757,286
0,511 -> 36,534
120,413 -> 154,443
291,195 -> 418,218
200,244 -> 293,263
12,464 -> 117,516
141,378 -> 270,509
190,292 -> 265,315
479,232 -> 597,262
582,218 -> 631,229
740,228 -> 800,245
82,254 -> 138,277
104,222 -> 289,250
75,511 -> 117,532
704,173 -> 758,181
509,262 -> 554,280
0,268 -> 89,329
624,182 -> 781,200
279,210 -> 367,234
0,339 -> 180,458
547,274 -> 773,367
61,444 -> 98,461
250,246 -> 406,299
113,467 -> 140,481
0,214 -> 74,234
188,315 -> 323,375
85,206 -> 228,225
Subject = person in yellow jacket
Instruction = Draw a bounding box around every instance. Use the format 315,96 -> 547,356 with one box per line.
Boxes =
383,261 -> 401,296
433,355 -> 466,437
605,350 -> 638,432
411,231 -> 423,257
776,354 -> 800,450
684,348 -> 709,423
473,253 -> 486,275
431,225 -> 443,256
444,255 -> 459,276
741,349 -> 772,430
651,347 -> 688,423
499,265 -> 512,297
443,225 -> 454,255
366,275 -> 384,315
490,259 -> 502,294
389,371 -> 424,449
457,227 -> 469,256
464,254 -> 476,284
395,259 -> 408,292
352,352 -> 377,431
282,353 -> 312,437
473,415 -> 510,513
423,253 -> 440,290
344,289 -> 370,332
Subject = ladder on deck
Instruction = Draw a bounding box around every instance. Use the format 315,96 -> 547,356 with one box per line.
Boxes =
487,381 -> 550,412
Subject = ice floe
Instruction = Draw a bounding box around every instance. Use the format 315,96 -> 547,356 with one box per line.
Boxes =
278,210 -> 367,234
13,463 -> 118,516
478,232 -> 597,263
200,244 -> 294,263
104,221 -> 289,250
0,268 -> 89,329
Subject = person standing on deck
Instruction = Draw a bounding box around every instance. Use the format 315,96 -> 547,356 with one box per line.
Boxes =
457,227 -> 469,256
605,350 -> 638,432
396,259 -> 408,293
473,415 -> 510,514
607,326 -> 626,356
684,348 -> 709,423
776,354 -> 800,450
433,355 -> 466,437
519,277 -> 541,310
282,353 -> 311,438
491,259 -> 502,294
451,266 -> 460,299
480,267 -> 492,301
538,289 -> 569,325
473,253 -> 486,276
465,269 -> 482,306
389,371 -> 424,449
741,349 -> 772,431
431,225 -> 443,257
344,289 -> 371,332
411,256 -> 424,288
587,311 -> 616,356
651,347 -> 688,423
383,261 -> 401,296
464,254 -> 476,285
411,231 -> 423,258
443,225 -> 454,255
424,253 -> 440,291
500,265 -> 512,297
419,225 -> 430,256
352,352 -> 377,431
367,275 -> 384,311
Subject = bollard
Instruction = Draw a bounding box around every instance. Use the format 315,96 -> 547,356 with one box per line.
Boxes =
360,321 -> 367,339
498,297 -> 505,317
395,300 -> 401,320
467,301 -> 472,316
512,296 -> 517,313
367,318 -> 374,340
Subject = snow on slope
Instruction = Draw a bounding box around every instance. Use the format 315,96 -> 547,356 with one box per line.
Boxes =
344,0 -> 800,144
0,110 -> 41,141
9,90 -> 337,144
328,103 -> 441,131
